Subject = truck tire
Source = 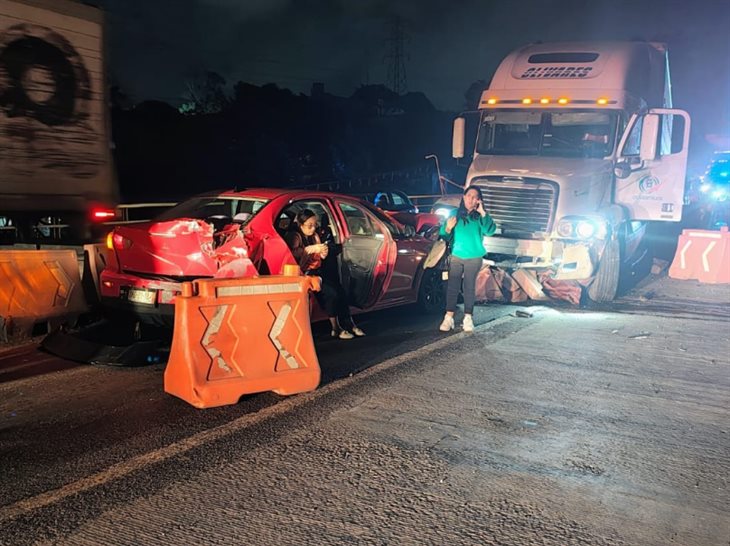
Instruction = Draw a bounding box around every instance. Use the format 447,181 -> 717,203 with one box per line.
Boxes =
417,269 -> 446,313
588,236 -> 621,303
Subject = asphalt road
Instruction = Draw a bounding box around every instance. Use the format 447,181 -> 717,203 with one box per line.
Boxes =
1,271 -> 729,545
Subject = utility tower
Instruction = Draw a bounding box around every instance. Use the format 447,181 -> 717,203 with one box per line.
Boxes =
384,16 -> 408,95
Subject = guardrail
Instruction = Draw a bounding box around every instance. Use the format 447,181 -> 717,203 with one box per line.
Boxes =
104,202 -> 178,226
408,193 -> 461,211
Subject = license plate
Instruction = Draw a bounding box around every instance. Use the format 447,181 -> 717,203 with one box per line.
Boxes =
128,288 -> 156,305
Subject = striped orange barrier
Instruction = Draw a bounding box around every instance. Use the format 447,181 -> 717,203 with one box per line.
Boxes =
164,271 -> 322,408
669,226 -> 730,284
0,249 -> 88,338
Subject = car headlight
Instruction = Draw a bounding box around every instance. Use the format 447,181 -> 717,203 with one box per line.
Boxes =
434,208 -> 452,219
700,183 -> 712,193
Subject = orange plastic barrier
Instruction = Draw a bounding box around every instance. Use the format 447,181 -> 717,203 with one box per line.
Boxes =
0,249 -> 88,337
164,272 -> 322,408
669,226 -> 730,284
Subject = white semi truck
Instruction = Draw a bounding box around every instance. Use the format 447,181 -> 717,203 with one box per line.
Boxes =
452,41 -> 690,302
0,0 -> 117,242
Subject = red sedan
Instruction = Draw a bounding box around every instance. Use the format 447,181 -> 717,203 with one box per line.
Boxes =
100,188 -> 446,326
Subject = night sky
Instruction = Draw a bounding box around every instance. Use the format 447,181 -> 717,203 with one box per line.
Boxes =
100,0 -> 729,173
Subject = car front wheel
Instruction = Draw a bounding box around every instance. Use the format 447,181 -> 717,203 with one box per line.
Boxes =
417,269 -> 446,313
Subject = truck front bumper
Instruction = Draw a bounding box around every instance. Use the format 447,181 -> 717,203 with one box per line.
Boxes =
486,236 -> 601,280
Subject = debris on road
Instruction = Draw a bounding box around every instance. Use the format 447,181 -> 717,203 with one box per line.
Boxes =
651,258 -> 670,275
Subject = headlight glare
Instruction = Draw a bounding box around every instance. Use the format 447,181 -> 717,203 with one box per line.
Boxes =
575,220 -> 596,239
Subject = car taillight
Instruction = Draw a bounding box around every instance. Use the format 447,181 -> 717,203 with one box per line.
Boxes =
91,208 -> 117,221
111,232 -> 132,250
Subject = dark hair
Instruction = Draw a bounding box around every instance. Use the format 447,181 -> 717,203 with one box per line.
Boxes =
296,209 -> 317,226
456,186 -> 484,223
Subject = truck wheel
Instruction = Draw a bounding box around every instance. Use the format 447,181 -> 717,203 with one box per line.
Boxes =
417,269 -> 446,313
588,236 -> 621,303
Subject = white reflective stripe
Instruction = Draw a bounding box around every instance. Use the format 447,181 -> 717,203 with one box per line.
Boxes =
217,283 -> 302,298
701,241 -> 716,272
679,240 -> 692,270
202,305 -> 231,373
686,232 -> 722,239
268,303 -> 301,369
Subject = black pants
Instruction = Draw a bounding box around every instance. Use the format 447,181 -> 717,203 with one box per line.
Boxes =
313,276 -> 353,328
446,256 -> 482,314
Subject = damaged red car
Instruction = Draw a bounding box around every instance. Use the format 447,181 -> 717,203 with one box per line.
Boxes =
100,188 -> 446,326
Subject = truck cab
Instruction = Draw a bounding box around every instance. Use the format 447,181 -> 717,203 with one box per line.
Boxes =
453,41 -> 691,302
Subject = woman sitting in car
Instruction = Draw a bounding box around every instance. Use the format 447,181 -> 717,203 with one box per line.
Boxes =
284,209 -> 365,340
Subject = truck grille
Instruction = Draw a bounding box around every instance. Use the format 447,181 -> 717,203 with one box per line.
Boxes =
470,177 -> 558,237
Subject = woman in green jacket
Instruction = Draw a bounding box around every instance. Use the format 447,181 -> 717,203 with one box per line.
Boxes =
439,186 -> 497,332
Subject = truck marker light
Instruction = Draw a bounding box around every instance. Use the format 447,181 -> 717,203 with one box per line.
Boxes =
540,98 -> 550,104
487,98 -> 498,105
557,97 -> 569,105
522,98 -> 532,104
596,97 -> 609,105
92,208 -> 116,221
106,232 -> 114,249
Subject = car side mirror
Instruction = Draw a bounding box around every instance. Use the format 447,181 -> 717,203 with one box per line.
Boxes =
614,162 -> 632,179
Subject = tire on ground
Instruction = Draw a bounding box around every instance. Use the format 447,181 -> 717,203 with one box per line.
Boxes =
587,235 -> 621,303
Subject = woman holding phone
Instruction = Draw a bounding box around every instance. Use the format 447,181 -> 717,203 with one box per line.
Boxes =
285,209 -> 365,340
438,187 -> 497,333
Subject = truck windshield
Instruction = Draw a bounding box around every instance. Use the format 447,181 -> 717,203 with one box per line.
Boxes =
476,110 -> 618,159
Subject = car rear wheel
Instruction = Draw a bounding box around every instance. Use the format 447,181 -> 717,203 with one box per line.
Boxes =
417,269 -> 446,313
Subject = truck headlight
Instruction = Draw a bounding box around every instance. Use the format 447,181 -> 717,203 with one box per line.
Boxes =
557,220 -> 574,237
575,220 -> 596,239
556,217 -> 606,240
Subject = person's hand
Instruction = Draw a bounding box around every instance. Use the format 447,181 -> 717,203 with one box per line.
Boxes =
445,216 -> 457,233
319,244 -> 329,258
476,200 -> 486,217
305,244 -> 321,254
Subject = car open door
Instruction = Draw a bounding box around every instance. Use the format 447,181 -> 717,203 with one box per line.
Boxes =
336,201 -> 396,308
614,108 -> 691,222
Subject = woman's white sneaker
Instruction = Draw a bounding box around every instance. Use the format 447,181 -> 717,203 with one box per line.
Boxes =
463,315 -> 474,332
439,315 -> 455,332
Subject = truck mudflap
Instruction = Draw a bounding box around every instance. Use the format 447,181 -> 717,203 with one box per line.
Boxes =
41,320 -> 167,366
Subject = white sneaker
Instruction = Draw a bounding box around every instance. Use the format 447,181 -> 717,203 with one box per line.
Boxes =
463,315 -> 474,332
338,330 -> 355,340
439,315 -> 454,332
351,326 -> 366,337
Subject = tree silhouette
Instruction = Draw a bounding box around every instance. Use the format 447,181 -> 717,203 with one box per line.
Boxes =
181,71 -> 229,115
